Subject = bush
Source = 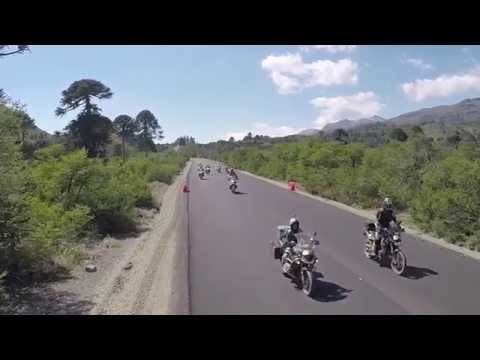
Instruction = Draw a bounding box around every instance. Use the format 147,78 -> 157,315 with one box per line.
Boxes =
411,153 -> 480,248
20,197 -> 92,272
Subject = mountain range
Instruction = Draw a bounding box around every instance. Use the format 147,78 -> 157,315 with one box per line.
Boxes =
298,97 -> 480,135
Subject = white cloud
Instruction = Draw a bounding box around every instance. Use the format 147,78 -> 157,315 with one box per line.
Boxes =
261,53 -> 358,94
401,57 -> 434,71
225,122 -> 303,141
300,45 -> 357,53
401,68 -> 480,102
310,92 -> 383,129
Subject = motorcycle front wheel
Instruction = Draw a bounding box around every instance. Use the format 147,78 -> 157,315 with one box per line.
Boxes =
391,250 -> 407,275
280,256 -> 290,277
301,270 -> 314,296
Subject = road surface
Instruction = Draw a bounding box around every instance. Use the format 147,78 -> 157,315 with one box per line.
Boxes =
188,160 -> 480,314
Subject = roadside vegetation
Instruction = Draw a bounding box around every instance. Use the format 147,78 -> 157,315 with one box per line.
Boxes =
1,47 -> 187,289
214,128 -> 480,251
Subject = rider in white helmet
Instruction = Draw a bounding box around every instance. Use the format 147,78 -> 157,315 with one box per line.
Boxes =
283,217 -> 301,250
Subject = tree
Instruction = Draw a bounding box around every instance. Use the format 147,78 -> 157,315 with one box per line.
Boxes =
0,45 -> 29,58
332,128 -> 349,143
56,79 -> 114,157
135,110 -> 164,156
113,115 -> 137,161
389,128 -> 408,142
19,113 -> 35,143
446,130 -> 461,149
55,79 -> 113,117
0,89 -> 6,104
65,113 -> 113,158
243,132 -> 253,142
0,104 -> 29,274
411,125 -> 424,136
174,136 -> 195,146
228,136 -> 235,143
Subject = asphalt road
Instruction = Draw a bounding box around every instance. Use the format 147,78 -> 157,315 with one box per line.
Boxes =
188,160 -> 480,314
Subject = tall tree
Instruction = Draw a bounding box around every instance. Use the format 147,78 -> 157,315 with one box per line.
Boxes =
55,79 -> 113,117
0,45 -> 29,58
56,79 -> 114,157
446,130 -> 462,149
135,110 -> 164,156
243,132 -> 253,142
389,128 -> 408,142
113,115 -> 137,161
65,113 -> 113,158
332,128 -> 349,143
411,125 -> 424,136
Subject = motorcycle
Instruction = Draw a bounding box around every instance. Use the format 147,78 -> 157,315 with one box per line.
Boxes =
273,227 -> 319,296
229,179 -> 238,193
217,166 -> 222,173
363,221 -> 407,275
198,170 -> 205,179
205,167 -> 211,175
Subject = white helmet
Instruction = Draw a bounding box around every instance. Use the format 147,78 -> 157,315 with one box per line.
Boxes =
383,197 -> 392,209
289,217 -> 300,233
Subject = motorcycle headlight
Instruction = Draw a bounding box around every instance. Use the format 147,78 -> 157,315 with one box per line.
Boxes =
302,250 -> 310,256
393,234 -> 400,241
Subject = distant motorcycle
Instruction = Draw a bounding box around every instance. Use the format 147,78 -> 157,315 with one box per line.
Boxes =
229,179 -> 238,193
363,221 -> 407,275
198,170 -> 205,179
205,167 -> 211,175
273,226 -> 319,296
217,166 -> 222,173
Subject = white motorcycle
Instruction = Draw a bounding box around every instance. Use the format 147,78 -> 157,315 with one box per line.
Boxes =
229,178 -> 238,193
273,227 -> 319,296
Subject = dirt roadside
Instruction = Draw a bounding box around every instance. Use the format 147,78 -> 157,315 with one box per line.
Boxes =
0,161 -> 192,315
91,160 -> 191,315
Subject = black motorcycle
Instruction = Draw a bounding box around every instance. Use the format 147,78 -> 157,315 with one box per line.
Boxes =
363,221 -> 407,275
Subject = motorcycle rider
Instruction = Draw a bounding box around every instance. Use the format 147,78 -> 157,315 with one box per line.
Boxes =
229,168 -> 238,180
375,198 -> 397,256
282,217 -> 302,252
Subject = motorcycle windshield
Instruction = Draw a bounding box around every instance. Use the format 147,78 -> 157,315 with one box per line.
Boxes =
296,233 -> 316,250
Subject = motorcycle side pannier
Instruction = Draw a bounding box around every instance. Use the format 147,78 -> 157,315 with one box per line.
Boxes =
273,246 -> 282,259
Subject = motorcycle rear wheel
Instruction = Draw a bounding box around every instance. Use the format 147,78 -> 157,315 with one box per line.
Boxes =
301,270 -> 314,296
391,250 -> 407,275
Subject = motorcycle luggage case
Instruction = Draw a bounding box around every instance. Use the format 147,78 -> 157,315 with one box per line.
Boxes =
365,223 -> 376,232
273,246 -> 282,259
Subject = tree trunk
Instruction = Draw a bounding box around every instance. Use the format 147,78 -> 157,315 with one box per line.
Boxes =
122,136 -> 126,162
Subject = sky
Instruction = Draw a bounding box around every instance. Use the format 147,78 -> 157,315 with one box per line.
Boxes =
1,45 -> 480,143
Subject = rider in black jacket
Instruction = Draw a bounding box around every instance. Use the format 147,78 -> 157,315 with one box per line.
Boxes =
375,198 -> 397,255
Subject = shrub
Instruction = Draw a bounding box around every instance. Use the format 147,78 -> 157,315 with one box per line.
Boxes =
20,197 -> 92,272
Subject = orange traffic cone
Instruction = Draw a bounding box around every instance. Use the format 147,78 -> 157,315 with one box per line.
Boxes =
288,180 -> 296,191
